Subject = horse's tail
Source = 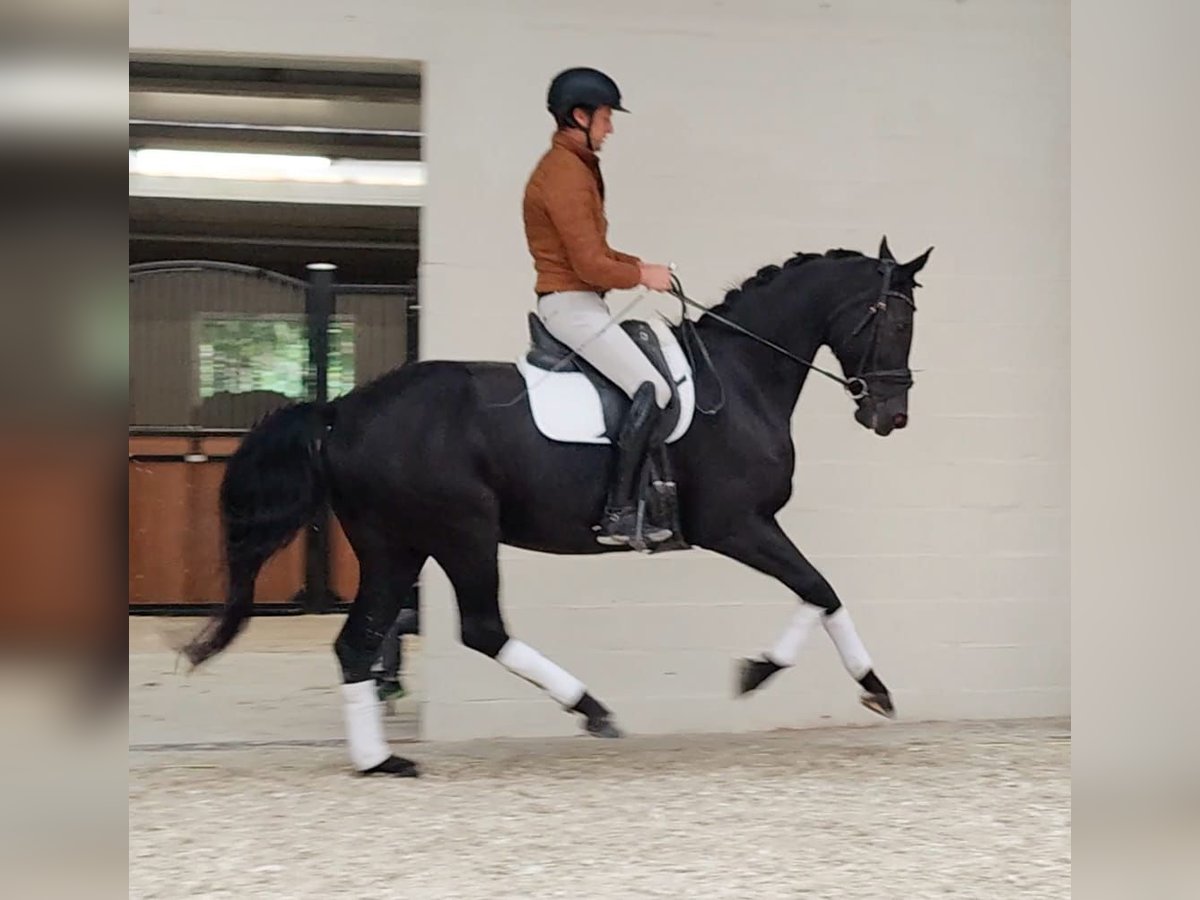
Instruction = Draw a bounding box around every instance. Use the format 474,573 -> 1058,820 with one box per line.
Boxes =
182,400 -> 333,667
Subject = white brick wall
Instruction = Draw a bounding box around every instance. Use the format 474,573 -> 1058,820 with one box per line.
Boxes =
131,0 -> 1070,739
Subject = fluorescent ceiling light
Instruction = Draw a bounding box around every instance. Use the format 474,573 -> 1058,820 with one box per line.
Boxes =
328,159 -> 426,187
129,149 -> 331,180
128,148 -> 425,186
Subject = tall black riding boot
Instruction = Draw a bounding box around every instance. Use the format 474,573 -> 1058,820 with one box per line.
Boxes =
595,382 -> 673,546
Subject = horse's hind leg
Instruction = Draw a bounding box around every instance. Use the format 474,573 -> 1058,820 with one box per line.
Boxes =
334,539 -> 427,776
435,538 -> 623,738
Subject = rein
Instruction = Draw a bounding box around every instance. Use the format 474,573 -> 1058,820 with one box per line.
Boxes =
489,262 -> 914,416
668,260 -> 915,407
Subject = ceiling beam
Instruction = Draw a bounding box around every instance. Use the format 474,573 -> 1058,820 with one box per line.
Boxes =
130,232 -> 419,251
129,61 -> 421,103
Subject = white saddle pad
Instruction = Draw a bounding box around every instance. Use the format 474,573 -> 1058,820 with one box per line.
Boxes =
515,319 -> 696,445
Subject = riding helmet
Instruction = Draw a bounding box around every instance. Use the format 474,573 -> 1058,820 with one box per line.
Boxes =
546,67 -> 629,128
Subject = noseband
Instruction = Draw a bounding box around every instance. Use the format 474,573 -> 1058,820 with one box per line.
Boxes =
669,260 -> 916,402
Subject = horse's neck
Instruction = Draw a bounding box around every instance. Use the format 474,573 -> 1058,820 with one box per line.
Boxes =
695,286 -> 831,424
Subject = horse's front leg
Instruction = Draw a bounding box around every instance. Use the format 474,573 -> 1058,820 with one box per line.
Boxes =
701,517 -> 894,718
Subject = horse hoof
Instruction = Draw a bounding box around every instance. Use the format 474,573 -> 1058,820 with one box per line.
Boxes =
736,657 -> 783,696
860,692 -> 895,719
585,715 -> 624,739
360,755 -> 420,777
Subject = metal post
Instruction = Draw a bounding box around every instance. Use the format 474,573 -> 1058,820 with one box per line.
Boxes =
304,263 -> 336,613
306,263 -> 335,405
404,284 -> 420,366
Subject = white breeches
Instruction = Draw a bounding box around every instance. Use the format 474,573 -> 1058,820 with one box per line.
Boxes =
537,291 -> 671,409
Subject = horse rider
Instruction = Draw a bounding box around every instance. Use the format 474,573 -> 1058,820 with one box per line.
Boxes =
523,66 -> 676,546
372,583 -> 419,702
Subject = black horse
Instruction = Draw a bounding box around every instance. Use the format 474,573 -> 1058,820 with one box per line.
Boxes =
183,236 -> 932,777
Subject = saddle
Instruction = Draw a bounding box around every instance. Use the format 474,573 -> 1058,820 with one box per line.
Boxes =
525,313 -> 682,441
521,313 -> 692,553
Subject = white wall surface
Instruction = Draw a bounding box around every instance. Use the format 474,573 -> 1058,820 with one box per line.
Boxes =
131,0 -> 1070,740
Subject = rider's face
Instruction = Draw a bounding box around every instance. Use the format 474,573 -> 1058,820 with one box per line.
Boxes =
573,105 -> 614,150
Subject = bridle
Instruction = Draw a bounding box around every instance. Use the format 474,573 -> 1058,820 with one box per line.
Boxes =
669,260 -> 916,405
829,259 -> 917,399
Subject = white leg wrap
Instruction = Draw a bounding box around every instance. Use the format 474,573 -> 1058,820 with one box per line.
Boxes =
497,639 -> 586,708
767,602 -> 824,667
823,607 -> 873,679
340,680 -> 390,771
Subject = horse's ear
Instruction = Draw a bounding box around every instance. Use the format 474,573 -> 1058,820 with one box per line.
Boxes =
879,235 -> 895,262
900,246 -> 933,277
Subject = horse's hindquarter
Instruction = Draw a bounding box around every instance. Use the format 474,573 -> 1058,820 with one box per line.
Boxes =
324,361 -> 499,531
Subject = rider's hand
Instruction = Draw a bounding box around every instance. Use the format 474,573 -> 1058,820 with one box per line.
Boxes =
638,263 -> 674,292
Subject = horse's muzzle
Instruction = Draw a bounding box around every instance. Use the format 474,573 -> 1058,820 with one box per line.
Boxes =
855,404 -> 908,436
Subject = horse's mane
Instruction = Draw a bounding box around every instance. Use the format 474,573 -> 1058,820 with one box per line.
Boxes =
706,248 -> 866,316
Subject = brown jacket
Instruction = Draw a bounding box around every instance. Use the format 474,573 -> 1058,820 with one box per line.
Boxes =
523,130 -> 642,295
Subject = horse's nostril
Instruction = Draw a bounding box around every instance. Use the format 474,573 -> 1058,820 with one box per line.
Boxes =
893,413 -> 908,429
